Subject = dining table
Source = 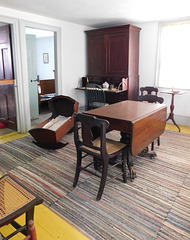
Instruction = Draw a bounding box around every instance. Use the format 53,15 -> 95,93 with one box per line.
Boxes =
84,100 -> 167,178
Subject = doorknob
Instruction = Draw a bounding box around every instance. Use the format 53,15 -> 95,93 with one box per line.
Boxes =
31,79 -> 38,82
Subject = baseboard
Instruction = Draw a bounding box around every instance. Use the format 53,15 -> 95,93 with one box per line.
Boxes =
167,114 -> 190,127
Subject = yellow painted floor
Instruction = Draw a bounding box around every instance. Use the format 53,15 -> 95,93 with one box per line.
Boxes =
0,123 -> 189,239
0,133 -> 90,240
0,204 -> 89,240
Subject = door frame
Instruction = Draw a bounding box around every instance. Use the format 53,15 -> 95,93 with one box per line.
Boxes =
0,17 -> 62,133
20,21 -> 62,133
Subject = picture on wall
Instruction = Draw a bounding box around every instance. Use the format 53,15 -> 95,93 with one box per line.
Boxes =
43,53 -> 49,64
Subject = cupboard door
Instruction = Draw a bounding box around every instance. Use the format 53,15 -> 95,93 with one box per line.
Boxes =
107,33 -> 129,76
87,34 -> 107,76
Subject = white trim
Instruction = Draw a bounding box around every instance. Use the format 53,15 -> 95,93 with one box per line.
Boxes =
18,20 -> 62,132
155,22 -> 162,88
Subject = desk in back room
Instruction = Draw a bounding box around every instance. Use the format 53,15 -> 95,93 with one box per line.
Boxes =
84,100 -> 167,176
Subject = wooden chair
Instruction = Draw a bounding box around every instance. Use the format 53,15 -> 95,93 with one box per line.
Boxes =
24,220 -> 37,240
0,175 -> 43,240
73,113 -> 128,201
138,87 -> 164,151
140,86 -> 159,96
85,83 -> 108,109
138,94 -> 164,104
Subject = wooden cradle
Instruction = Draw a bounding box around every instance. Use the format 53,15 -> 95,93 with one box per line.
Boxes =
29,95 -> 79,149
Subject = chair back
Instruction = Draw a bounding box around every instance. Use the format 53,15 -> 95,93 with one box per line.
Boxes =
74,113 -> 109,156
138,86 -> 164,104
85,83 -> 106,109
140,86 -> 158,96
138,94 -> 164,104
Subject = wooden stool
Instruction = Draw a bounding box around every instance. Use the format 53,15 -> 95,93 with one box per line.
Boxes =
0,175 -> 43,239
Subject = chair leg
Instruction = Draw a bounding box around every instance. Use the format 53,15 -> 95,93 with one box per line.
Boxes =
157,137 -> 160,146
94,157 -> 102,170
122,150 -> 127,183
96,159 -> 108,201
73,150 -> 82,188
152,137 -> 160,150
25,207 -> 35,236
151,141 -> 154,151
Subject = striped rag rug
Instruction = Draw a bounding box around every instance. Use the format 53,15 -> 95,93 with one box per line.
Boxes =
0,129 -> 190,240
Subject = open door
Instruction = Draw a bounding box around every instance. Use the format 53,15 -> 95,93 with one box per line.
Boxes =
26,34 -> 39,119
0,24 -> 17,130
25,27 -> 55,126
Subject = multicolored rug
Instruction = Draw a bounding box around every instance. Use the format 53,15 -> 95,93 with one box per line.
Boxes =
0,130 -> 190,240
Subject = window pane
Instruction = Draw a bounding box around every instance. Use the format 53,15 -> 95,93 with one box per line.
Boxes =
158,22 -> 190,89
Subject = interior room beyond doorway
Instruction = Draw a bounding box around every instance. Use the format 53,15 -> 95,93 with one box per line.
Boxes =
25,27 -> 55,128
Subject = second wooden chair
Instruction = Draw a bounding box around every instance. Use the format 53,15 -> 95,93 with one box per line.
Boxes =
138,86 -> 164,151
73,113 -> 128,200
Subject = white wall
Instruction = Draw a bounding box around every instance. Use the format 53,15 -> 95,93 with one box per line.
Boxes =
60,22 -> 88,105
36,36 -> 55,80
136,22 -> 190,127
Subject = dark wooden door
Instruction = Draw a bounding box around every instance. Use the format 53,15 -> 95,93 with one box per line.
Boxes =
0,25 -> 13,79
0,25 -> 17,130
0,82 -> 17,130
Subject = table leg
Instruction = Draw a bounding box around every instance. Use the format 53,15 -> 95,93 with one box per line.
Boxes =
120,132 -> 136,179
167,93 -> 181,132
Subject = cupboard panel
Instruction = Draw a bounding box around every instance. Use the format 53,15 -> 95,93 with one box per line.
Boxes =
87,34 -> 107,76
108,33 -> 129,76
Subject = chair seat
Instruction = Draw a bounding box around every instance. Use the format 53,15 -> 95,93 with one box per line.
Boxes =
83,137 -> 126,155
0,175 -> 43,239
90,102 -> 109,108
0,176 -> 36,221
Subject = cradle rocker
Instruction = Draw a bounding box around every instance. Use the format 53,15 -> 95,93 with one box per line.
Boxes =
29,95 -> 79,149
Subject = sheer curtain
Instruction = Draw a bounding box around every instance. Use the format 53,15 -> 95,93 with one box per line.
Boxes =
157,21 -> 190,90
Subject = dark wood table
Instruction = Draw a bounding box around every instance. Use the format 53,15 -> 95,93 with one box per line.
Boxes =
84,100 -> 167,177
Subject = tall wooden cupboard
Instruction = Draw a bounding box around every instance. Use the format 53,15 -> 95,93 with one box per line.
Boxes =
85,24 -> 141,100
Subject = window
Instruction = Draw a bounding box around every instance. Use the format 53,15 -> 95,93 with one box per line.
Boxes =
156,21 -> 190,90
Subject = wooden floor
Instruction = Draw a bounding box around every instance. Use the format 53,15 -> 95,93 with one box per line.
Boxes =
0,123 -> 189,239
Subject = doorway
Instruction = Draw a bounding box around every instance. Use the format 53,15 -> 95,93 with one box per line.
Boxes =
25,27 -> 55,127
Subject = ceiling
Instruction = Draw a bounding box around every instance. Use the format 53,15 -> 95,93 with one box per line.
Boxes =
0,0 -> 190,28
